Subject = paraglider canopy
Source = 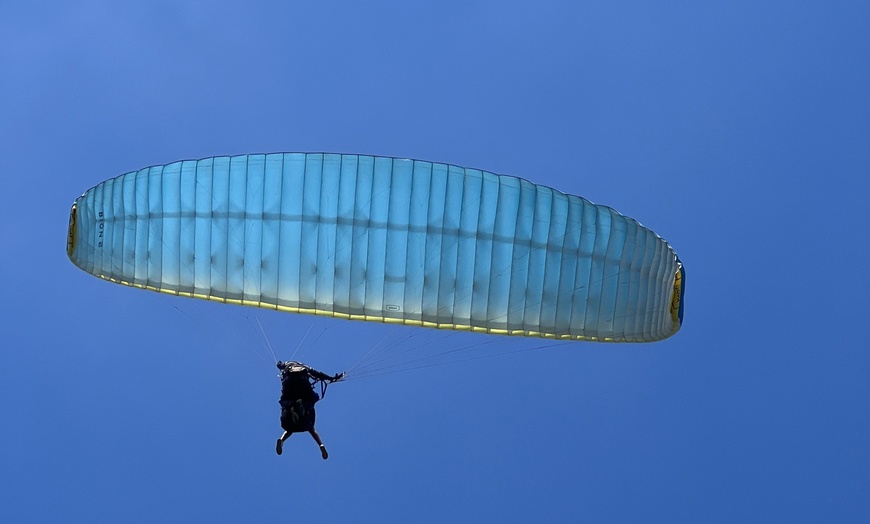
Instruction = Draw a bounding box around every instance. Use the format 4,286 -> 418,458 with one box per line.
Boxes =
67,153 -> 684,342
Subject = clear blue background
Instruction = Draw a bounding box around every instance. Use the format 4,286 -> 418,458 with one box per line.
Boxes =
2,1 -> 867,522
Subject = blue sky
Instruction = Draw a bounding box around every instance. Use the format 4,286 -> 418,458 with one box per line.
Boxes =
2,1 -> 868,522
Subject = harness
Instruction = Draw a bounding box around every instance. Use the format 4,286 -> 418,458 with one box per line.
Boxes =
279,365 -> 332,401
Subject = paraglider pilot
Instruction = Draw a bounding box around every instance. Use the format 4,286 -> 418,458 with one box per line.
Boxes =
275,360 -> 344,460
